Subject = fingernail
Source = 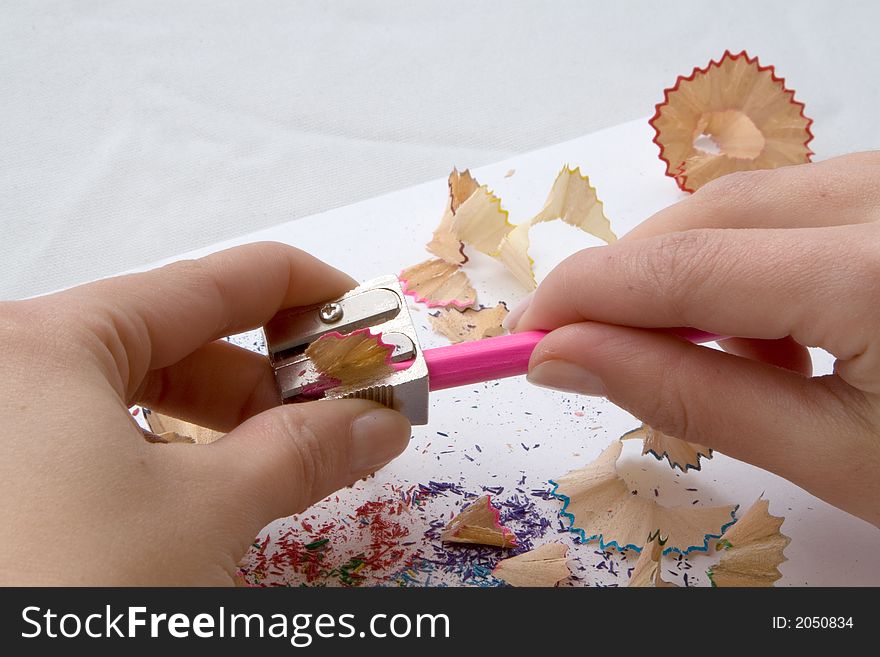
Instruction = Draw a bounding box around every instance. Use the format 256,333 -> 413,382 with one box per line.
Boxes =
527,360 -> 606,397
349,408 -> 411,473
502,292 -> 534,331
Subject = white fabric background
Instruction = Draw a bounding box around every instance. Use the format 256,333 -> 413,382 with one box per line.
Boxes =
2,0 -> 878,300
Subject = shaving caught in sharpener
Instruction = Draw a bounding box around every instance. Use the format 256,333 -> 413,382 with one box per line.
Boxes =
264,275 -> 430,425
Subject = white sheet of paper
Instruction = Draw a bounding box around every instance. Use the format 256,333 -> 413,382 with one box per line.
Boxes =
131,118 -> 878,586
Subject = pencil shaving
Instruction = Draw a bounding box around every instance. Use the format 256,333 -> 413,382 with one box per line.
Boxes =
552,441 -> 736,554
305,329 -> 394,386
399,258 -> 477,309
497,166 -> 615,289
441,495 -> 517,548
529,166 -> 616,243
496,221 -> 535,290
449,186 -> 514,257
650,50 -> 813,192
428,303 -> 508,344
413,165 -> 616,298
627,530 -> 676,587
448,168 -> 481,214
426,168 -> 480,264
708,497 -> 790,587
621,423 -> 712,471
145,411 -> 224,444
155,431 -> 195,444
492,543 -> 570,587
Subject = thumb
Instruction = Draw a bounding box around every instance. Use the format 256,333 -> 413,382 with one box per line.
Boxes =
207,399 -> 411,529
525,322 -> 854,482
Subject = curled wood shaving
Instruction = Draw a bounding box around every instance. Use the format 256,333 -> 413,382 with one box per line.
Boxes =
497,166 -> 615,289
304,329 -> 394,386
441,495 -> 517,548
412,165 -> 617,303
621,423 -> 713,472
399,258 -> 477,309
153,431 -> 195,444
627,531 -> 677,587
529,165 -> 616,243
708,497 -> 790,587
492,543 -> 570,587
650,50 -> 813,192
448,168 -> 481,213
496,221 -> 535,291
426,168 -> 479,264
449,185 -> 513,257
428,303 -> 508,344
425,210 -> 465,265
425,170 -> 509,267
145,411 -> 224,444
552,441 -> 736,554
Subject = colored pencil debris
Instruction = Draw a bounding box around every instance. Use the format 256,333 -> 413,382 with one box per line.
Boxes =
551,440 -> 737,554
492,542 -> 570,587
441,495 -> 517,548
428,303 -> 509,344
627,531 -> 676,587
236,480 -> 578,587
621,423 -> 712,472
650,50 -> 813,192
239,494 -> 416,587
707,497 -> 790,587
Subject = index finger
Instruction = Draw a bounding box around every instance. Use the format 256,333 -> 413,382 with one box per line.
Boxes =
516,223 -> 880,389
625,152 -> 880,242
61,242 -> 356,388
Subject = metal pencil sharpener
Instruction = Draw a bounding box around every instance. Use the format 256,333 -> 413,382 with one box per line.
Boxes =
263,275 -> 429,425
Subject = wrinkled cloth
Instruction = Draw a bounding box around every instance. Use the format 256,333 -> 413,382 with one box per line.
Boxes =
2,0 -> 876,299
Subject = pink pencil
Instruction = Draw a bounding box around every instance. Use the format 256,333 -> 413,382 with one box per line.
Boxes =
401,328 -> 723,392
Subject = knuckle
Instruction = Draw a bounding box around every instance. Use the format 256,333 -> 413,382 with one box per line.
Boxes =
250,240 -> 296,261
831,150 -> 880,168
841,226 -> 880,319
153,258 -> 202,285
696,154 -> 880,222
859,227 -> 880,279
266,408 -> 332,504
161,257 -> 230,334
162,258 -> 220,296
697,168 -> 766,199
638,352 -> 696,443
800,157 -> 879,207
637,230 -> 725,315
691,166 -> 805,225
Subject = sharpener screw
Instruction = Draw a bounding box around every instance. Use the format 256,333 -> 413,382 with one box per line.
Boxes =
319,302 -> 344,324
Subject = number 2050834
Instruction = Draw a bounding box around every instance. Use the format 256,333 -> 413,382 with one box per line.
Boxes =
772,617 -> 854,629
